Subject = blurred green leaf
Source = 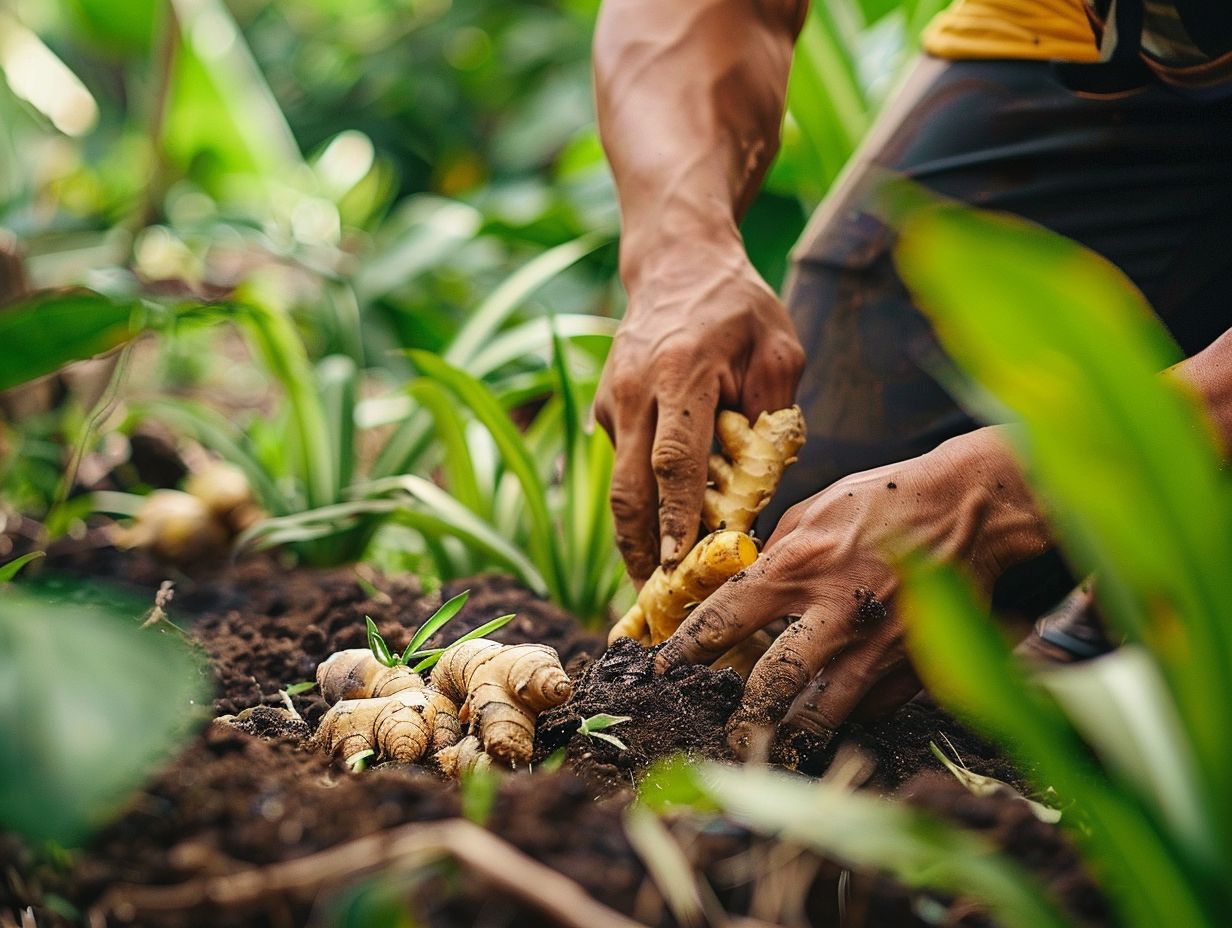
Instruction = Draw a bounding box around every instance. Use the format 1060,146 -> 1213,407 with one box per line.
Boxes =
893,192 -> 1232,855
0,588 -> 207,847
163,0 -> 301,184
0,289 -> 140,391
899,558 -> 1215,928
0,551 -> 44,583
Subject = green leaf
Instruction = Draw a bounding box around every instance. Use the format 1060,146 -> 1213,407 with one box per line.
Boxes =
0,551 -> 43,583
899,558 -> 1215,928
701,762 -> 1072,928
891,191 -> 1232,863
407,379 -> 487,517
400,590 -> 470,664
459,762 -> 501,826
346,748 -> 375,773
317,355 -> 358,499
780,2 -> 870,205
282,681 -> 317,697
444,233 -> 608,368
0,588 -> 208,846
162,0 -> 301,184
241,305 -> 335,509
365,616 -> 394,667
407,351 -> 566,602
411,614 -> 515,673
0,289 -> 141,391
578,713 -> 631,735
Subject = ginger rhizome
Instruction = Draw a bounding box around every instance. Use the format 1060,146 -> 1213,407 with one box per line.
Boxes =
609,405 -> 805,652
703,407 -> 806,534
308,640 -> 570,772
312,649 -> 460,765
114,461 -> 263,565
430,639 -> 572,766
609,530 -> 758,645
435,736 -> 492,778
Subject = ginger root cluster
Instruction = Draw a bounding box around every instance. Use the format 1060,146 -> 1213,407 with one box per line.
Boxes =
309,638 -> 571,773
609,405 -> 805,654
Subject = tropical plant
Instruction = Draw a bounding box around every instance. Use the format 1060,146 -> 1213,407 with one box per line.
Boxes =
637,197 -> 1232,928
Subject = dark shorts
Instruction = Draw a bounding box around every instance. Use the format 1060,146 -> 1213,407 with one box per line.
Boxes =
767,55 -> 1232,531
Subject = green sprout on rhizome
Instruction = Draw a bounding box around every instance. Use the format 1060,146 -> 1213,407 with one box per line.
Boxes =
365,590 -> 515,674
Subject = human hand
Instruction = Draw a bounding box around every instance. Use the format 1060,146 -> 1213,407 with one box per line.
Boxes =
595,240 -> 804,585
654,426 -> 1051,756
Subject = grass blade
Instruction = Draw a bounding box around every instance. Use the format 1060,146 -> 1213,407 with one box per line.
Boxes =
411,613 -> 515,672
317,354 -> 358,499
445,233 -> 608,368
401,590 -> 470,662
407,351 -> 565,602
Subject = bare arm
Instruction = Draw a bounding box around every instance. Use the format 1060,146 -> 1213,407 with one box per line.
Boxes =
593,0 -> 808,584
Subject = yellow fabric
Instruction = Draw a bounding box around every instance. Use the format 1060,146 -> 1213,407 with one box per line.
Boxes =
923,0 -> 1101,63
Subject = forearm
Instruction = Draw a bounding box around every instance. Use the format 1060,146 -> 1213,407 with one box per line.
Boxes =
593,0 -> 806,288
1167,328 -> 1232,453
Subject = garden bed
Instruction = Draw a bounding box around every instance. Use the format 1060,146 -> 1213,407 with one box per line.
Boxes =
0,528 -> 1106,928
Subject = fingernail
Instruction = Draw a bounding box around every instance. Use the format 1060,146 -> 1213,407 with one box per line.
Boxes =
661,535 -> 678,564
726,718 -> 774,764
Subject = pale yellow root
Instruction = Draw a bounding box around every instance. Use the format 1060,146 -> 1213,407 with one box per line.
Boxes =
111,489 -> 229,565
435,735 -> 492,778
431,639 -> 572,766
316,649 -> 425,704
702,406 -> 806,534
314,687 -> 448,764
184,461 -> 263,533
609,531 -> 758,646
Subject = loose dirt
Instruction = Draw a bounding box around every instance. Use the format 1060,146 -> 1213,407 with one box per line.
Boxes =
0,526 -> 1106,928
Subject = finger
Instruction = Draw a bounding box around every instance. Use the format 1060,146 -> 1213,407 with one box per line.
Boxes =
781,627 -> 908,736
652,390 -> 717,568
726,601 -> 858,758
655,545 -> 801,672
740,330 -> 804,420
847,666 -> 921,722
609,406 -> 660,586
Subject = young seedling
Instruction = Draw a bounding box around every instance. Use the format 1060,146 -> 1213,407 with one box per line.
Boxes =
578,713 -> 632,751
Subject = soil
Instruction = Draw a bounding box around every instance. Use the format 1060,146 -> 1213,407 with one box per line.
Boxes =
535,638 -> 743,791
0,525 -> 1107,928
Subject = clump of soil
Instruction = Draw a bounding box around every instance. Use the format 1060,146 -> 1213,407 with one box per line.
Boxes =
535,638 -> 743,791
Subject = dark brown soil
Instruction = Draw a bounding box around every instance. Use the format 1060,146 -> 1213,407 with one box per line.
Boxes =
0,526 -> 1106,928
535,638 -> 743,791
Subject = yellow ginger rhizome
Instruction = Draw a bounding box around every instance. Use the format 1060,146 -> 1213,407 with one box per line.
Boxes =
609,406 -> 806,658
312,638 -> 572,773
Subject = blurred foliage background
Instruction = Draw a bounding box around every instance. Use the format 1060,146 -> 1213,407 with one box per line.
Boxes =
0,0 -> 942,606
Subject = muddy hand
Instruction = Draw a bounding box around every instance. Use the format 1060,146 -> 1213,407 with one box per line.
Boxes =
655,426 -> 1052,757
594,243 -> 803,586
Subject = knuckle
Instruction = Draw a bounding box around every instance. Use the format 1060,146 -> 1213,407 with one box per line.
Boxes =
651,434 -> 702,483
608,483 -> 644,526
